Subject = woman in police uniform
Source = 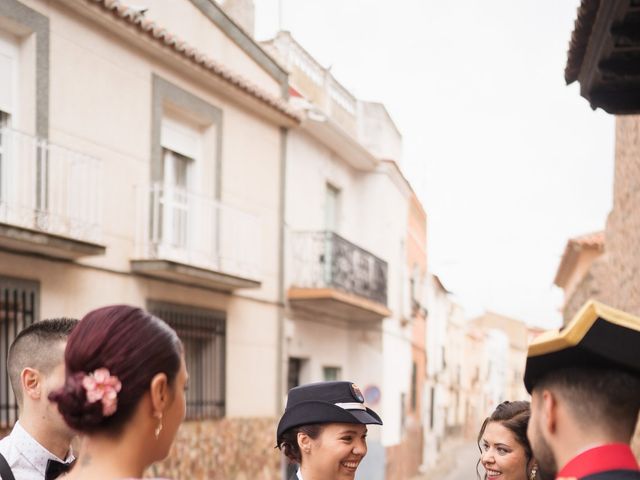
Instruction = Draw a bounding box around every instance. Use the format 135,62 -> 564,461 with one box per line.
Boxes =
276,381 -> 383,480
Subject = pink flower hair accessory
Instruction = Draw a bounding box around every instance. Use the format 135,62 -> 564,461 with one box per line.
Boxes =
81,368 -> 122,417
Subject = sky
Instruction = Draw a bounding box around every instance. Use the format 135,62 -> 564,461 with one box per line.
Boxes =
253,0 -> 615,329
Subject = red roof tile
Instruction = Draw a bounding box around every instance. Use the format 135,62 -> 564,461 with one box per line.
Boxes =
570,230 -> 604,249
565,0 -> 600,84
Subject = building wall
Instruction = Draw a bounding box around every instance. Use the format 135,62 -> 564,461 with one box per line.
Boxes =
561,247 -> 603,306
472,313 -> 529,402
0,1 -> 288,478
357,101 -> 402,163
130,0 -> 280,97
422,275 -> 464,470
562,115 -> 640,457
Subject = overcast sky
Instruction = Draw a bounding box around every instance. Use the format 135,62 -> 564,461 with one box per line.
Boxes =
254,0 -> 615,328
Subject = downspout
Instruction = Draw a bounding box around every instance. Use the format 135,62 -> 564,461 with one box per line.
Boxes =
276,125 -> 288,414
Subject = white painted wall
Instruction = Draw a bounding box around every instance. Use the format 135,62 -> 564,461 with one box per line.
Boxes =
6,0 -> 286,418
284,122 -> 412,451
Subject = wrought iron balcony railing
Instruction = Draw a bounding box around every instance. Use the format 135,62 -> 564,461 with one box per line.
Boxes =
290,231 -> 388,305
136,184 -> 262,282
0,127 -> 102,243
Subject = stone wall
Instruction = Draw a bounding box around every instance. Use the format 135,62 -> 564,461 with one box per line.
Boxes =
563,115 -> 640,459
149,417 -> 280,480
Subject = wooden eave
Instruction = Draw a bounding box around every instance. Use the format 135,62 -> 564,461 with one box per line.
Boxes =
566,0 -> 640,114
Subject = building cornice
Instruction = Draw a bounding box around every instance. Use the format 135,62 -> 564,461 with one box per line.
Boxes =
59,0 -> 301,125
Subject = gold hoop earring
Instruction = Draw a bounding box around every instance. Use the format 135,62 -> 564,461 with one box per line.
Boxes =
154,412 -> 163,440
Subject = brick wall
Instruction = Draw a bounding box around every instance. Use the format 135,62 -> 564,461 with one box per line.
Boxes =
562,115 -> 640,460
149,417 -> 280,479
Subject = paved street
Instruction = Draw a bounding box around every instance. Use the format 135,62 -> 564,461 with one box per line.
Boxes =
413,440 -> 480,480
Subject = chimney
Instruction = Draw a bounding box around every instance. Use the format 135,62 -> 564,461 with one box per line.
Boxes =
219,0 -> 255,37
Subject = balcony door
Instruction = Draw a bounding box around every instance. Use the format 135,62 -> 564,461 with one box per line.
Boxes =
0,30 -> 18,216
159,117 -> 200,258
323,184 -> 340,285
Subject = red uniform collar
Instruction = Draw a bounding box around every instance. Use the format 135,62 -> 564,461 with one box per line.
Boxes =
558,444 -> 639,479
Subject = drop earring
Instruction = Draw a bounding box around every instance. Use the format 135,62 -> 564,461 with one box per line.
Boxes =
154,412 -> 163,440
530,466 -> 538,480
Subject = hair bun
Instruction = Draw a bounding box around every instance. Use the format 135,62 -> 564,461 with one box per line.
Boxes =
49,371 -> 105,431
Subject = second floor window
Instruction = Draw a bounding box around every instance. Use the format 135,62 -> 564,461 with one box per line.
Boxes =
159,117 -> 200,250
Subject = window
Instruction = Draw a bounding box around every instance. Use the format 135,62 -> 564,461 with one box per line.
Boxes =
0,277 -> 39,428
324,183 -> 340,232
400,392 -> 406,436
410,361 -> 417,411
147,301 -> 225,420
0,29 -> 18,208
0,110 -> 9,204
429,387 -> 435,430
288,357 -> 308,391
323,366 -> 341,382
159,117 -> 199,250
0,30 -> 18,127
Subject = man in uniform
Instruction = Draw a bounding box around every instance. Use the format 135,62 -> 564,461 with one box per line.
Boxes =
523,300 -> 640,480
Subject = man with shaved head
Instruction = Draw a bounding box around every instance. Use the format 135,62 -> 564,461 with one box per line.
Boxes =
0,318 -> 77,480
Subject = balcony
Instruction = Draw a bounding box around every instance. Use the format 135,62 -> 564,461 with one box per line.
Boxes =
288,231 -> 391,322
0,127 -> 104,259
132,184 -> 262,291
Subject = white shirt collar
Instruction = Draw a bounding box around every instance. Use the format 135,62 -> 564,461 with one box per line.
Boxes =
297,469 -> 304,480
11,421 -> 74,475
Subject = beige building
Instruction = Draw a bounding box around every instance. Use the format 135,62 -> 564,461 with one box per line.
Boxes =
0,0 -> 300,478
262,30 -> 426,480
471,312 -> 531,403
554,231 -> 604,313
422,274 -> 466,470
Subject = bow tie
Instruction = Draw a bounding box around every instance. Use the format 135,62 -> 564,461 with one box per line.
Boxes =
45,459 -> 75,480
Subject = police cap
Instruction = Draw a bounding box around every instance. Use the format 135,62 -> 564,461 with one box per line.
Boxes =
276,381 -> 382,442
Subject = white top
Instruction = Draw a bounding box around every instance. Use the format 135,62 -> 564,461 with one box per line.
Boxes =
0,421 -> 74,479
297,470 -> 304,480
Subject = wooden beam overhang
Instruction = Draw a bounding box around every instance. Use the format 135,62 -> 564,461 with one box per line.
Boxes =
567,0 -> 640,114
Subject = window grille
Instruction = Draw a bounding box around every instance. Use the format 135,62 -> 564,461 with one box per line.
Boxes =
147,301 -> 225,420
0,277 -> 39,428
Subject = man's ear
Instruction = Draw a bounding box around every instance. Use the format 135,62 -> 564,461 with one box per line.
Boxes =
297,431 -> 312,454
149,372 -> 169,415
21,368 -> 41,401
541,388 -> 558,435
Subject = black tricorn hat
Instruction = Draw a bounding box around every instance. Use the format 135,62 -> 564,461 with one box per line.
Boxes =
524,300 -> 640,393
276,381 -> 382,443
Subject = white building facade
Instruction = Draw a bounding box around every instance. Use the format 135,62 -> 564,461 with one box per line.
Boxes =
263,31 -> 417,480
0,1 -> 298,478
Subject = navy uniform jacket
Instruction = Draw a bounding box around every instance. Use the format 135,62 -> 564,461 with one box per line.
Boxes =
582,471 -> 640,480
556,444 -> 639,480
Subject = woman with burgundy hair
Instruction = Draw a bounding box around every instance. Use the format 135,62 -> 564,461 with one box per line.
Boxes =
49,305 -> 187,479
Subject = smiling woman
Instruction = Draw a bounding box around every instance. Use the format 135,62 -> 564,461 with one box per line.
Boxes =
477,401 -> 538,480
276,381 -> 383,480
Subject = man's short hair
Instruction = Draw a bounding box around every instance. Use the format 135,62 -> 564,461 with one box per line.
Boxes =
7,318 -> 78,406
536,366 -> 640,441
